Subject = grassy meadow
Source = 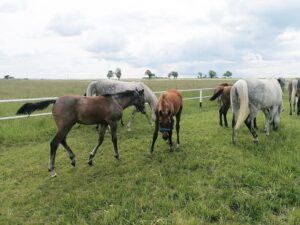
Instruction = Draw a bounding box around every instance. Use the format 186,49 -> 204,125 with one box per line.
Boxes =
0,78 -> 299,225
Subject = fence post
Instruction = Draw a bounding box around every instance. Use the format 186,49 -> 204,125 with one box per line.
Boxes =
199,89 -> 202,108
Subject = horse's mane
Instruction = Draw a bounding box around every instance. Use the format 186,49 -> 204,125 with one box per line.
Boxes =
101,90 -> 138,98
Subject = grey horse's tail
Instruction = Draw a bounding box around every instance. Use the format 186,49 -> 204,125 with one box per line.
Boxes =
291,79 -> 298,111
86,81 -> 97,96
231,80 -> 250,130
16,100 -> 56,115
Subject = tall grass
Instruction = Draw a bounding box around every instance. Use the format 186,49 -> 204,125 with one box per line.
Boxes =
0,79 -> 299,225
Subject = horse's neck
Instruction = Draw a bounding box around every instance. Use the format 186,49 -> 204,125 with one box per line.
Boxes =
113,95 -> 134,110
142,84 -> 157,109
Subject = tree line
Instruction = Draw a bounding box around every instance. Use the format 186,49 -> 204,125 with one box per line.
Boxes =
105,68 -> 233,80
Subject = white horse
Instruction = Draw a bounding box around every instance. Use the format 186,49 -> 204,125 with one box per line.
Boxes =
288,78 -> 300,115
231,78 -> 284,144
86,80 -> 157,130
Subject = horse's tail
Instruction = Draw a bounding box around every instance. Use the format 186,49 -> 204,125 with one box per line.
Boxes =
231,80 -> 249,130
291,79 -> 298,108
16,100 -> 56,115
210,87 -> 224,101
86,81 -> 97,96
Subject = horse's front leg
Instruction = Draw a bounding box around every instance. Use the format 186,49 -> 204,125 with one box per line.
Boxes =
126,108 -> 137,131
150,119 -> 159,153
110,122 -> 119,159
175,107 -> 182,148
168,130 -> 173,150
88,124 -> 108,166
49,131 -> 66,177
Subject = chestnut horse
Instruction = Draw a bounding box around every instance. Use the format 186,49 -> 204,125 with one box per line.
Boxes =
150,89 -> 183,152
17,89 -> 145,177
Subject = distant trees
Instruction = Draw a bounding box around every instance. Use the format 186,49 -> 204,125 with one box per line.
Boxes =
223,70 -> 232,78
4,75 -> 14,79
115,68 -> 121,80
107,70 -> 114,79
168,71 -> 178,79
208,70 -> 217,78
145,69 -> 155,79
197,72 -> 203,79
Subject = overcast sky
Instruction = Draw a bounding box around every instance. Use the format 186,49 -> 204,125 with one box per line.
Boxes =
0,0 -> 300,79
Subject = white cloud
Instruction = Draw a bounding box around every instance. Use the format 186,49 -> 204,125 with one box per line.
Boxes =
0,0 -> 300,79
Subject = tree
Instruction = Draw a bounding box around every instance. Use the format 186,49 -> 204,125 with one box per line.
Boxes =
168,71 -> 179,79
107,70 -> 114,79
197,72 -> 203,79
223,70 -> 232,78
208,70 -> 217,78
115,68 -> 121,80
145,69 -> 155,79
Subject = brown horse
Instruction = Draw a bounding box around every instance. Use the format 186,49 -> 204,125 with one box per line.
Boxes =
210,85 -> 232,127
150,89 -> 183,152
17,89 -> 145,177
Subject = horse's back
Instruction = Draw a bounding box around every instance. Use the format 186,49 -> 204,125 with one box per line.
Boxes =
246,79 -> 282,107
158,89 -> 182,114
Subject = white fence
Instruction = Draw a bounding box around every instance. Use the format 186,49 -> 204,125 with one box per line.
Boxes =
0,88 -> 215,121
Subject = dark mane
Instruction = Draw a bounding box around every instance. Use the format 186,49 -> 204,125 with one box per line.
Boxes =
101,90 -> 137,98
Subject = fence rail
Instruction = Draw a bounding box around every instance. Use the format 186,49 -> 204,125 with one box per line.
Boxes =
0,88 -> 215,121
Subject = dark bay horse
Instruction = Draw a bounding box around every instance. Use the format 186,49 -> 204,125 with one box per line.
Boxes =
150,89 -> 183,152
210,85 -> 232,127
211,85 -> 258,129
17,89 -> 145,177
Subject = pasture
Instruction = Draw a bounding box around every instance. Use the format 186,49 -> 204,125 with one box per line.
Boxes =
0,79 -> 299,225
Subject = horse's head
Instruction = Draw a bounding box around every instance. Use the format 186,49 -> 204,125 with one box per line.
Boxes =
132,88 -> 145,113
156,96 -> 174,139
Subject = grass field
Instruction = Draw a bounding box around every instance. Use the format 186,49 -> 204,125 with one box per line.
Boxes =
0,79 -> 299,225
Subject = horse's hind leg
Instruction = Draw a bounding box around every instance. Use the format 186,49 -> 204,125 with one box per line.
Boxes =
61,137 -> 76,167
88,124 -> 108,166
223,104 -> 230,128
219,105 -> 223,126
245,114 -> 258,144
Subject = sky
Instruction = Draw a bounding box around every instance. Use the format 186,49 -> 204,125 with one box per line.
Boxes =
0,0 -> 300,79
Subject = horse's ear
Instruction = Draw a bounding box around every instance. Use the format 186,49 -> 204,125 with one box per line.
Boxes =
158,110 -> 163,117
139,89 -> 144,95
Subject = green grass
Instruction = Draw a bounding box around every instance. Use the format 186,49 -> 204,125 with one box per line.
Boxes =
0,79 -> 299,225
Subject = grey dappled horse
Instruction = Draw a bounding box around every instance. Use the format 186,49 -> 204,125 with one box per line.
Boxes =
288,78 -> 300,115
17,90 -> 145,177
231,78 -> 284,144
86,80 -> 157,130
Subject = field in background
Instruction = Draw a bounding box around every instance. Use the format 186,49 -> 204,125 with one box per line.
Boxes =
0,79 -> 299,225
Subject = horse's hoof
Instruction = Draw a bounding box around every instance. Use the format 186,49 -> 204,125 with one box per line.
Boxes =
114,155 -> 119,160
253,139 -> 259,144
50,170 -> 57,177
176,144 -> 180,149
88,161 -> 93,166
71,158 -> 76,167
127,128 -> 131,132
